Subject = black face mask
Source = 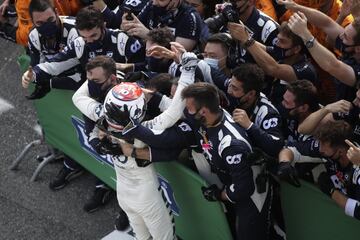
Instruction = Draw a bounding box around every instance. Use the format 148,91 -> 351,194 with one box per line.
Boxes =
88,80 -> 112,101
86,41 -> 103,51
227,91 -> 248,109
183,108 -> 206,125
236,92 -> 250,108
146,57 -> 172,73
152,5 -> 168,16
37,20 -> 59,38
85,29 -> 105,51
277,103 -> 296,120
267,45 -> 294,61
335,36 -> 354,58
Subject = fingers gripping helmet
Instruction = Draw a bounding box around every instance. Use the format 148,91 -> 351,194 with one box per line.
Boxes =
103,82 -> 146,131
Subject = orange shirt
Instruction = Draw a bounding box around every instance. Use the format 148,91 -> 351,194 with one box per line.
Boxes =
15,0 -> 32,46
15,0 -> 83,46
277,0 -> 354,104
278,0 -> 353,47
256,0 -> 278,22
53,0 -> 83,16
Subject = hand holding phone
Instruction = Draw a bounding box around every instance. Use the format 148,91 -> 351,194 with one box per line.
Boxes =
123,7 -> 134,21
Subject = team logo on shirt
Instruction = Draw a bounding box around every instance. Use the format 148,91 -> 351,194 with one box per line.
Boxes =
178,122 -> 192,132
354,125 -> 360,136
262,118 -> 278,129
95,105 -> 103,118
226,154 -> 242,165
198,127 -> 213,161
130,40 -> 142,53
89,51 -> 96,58
106,51 -> 113,57
158,174 -> 180,216
125,0 -> 142,7
353,166 -> 360,185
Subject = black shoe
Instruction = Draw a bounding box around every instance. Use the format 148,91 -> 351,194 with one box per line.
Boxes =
83,187 -> 113,213
26,83 -> 50,100
49,166 -> 84,191
114,209 -> 130,231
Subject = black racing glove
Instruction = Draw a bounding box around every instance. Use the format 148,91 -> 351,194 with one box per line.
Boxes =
317,172 -> 337,197
26,81 -> 50,100
105,102 -> 131,125
105,102 -> 139,134
89,137 -> 123,155
277,161 -> 301,187
201,184 -> 222,202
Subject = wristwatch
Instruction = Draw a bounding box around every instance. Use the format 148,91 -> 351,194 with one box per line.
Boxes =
305,36 -> 315,49
242,37 -> 255,49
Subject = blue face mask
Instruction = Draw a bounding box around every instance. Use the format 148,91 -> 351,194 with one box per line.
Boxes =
37,20 -> 59,38
204,58 -> 220,70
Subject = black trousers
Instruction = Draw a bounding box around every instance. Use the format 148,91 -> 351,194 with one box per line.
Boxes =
231,187 -> 272,240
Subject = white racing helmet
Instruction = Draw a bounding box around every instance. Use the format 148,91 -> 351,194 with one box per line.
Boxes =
103,82 -> 146,131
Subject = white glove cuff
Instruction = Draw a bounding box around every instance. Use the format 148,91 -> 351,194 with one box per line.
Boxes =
345,198 -> 358,217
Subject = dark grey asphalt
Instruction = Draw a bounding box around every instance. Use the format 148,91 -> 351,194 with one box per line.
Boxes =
0,38 -> 120,240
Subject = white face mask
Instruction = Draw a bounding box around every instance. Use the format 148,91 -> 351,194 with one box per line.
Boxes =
204,57 -> 220,70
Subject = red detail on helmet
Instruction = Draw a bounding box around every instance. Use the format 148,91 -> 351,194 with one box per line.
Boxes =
112,82 -> 143,102
107,120 -> 125,131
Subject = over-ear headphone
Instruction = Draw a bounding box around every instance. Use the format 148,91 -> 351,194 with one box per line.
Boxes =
217,33 -> 239,69
205,32 -> 237,69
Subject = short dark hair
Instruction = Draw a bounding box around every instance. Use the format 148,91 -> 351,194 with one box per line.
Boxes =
75,6 -> 104,30
182,82 -> 220,113
315,120 -> 353,149
86,55 -> 116,78
286,80 -> 319,112
232,63 -> 264,94
29,0 -> 55,18
199,0 -> 217,19
206,33 -> 233,53
146,73 -> 173,96
278,21 -> 304,48
147,27 -> 175,49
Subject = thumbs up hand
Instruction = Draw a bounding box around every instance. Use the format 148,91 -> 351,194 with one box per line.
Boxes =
22,66 -> 34,88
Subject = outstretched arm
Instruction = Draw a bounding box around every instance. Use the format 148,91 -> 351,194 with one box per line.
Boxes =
142,49 -> 197,131
298,100 -> 351,135
277,0 -> 344,43
289,12 -> 357,87
228,22 -> 299,82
